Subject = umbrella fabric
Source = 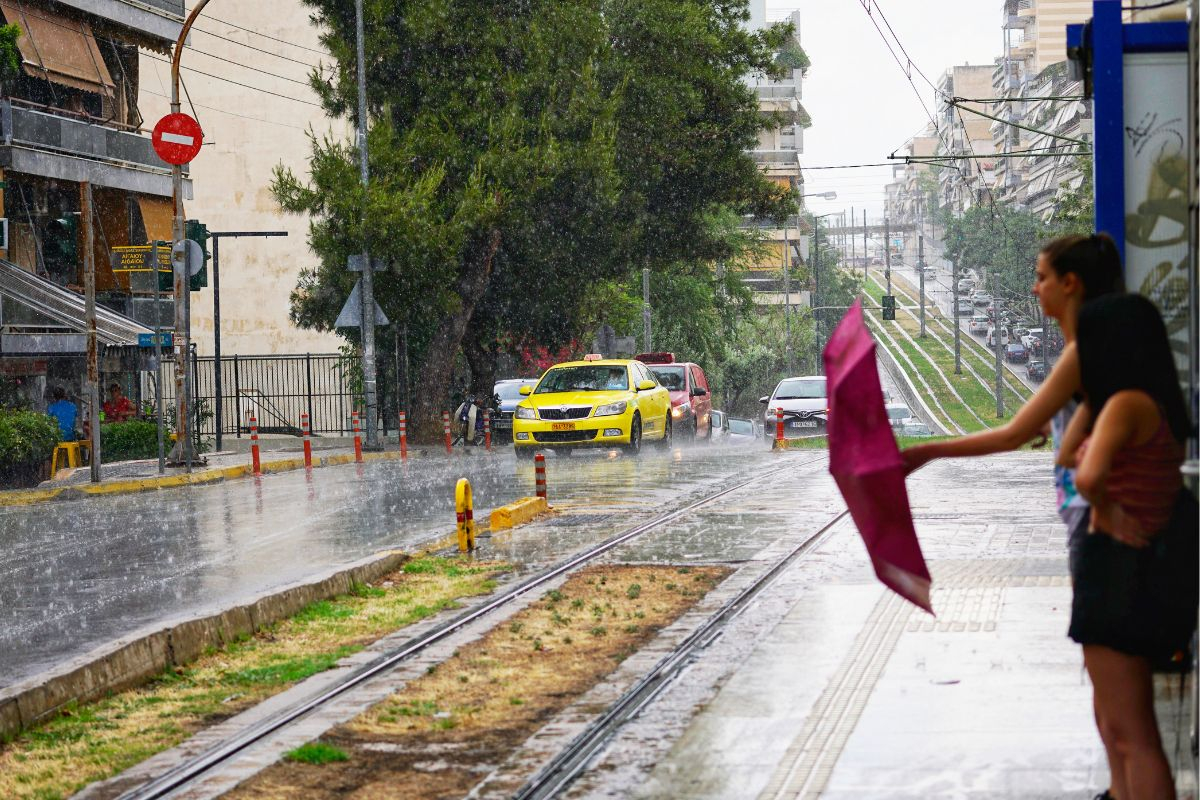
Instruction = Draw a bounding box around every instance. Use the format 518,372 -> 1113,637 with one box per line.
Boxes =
824,299 -> 933,614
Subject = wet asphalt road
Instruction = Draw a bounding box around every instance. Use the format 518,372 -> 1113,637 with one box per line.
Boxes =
0,437 -> 803,688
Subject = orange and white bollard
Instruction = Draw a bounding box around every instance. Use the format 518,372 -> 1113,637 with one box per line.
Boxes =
443,411 -> 453,454
301,412 -> 312,468
484,408 -> 492,451
352,411 -> 363,463
250,413 -> 261,475
398,410 -> 408,459
775,408 -> 785,443
534,452 -> 547,500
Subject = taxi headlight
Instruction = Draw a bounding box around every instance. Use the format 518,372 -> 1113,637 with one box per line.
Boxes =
594,400 -> 628,417
515,405 -> 535,420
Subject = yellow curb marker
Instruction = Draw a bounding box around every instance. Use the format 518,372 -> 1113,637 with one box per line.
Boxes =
489,496 -> 550,530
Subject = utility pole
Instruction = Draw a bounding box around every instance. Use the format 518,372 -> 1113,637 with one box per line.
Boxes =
884,216 -> 892,296
812,223 -> 821,368
642,267 -> 652,351
783,221 -> 792,373
917,234 -> 926,337
82,182 -> 100,483
952,259 -> 962,374
993,271 -> 1004,417
354,0 -> 380,450
850,207 -> 856,271
862,212 -> 868,281
166,0 -> 209,469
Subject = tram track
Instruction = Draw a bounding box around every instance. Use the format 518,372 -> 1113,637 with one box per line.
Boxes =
115,453 -> 833,800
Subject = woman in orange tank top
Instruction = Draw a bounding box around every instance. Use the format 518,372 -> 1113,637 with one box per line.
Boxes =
1058,294 -> 1193,800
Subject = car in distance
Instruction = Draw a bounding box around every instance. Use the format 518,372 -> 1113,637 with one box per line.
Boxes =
1027,359 -> 1047,382
1005,343 -> 1028,363
885,402 -> 915,429
635,352 -> 712,440
971,290 -> 992,307
492,378 -> 540,440
900,421 -> 933,437
512,357 -> 671,457
968,313 -> 989,334
761,375 -> 827,437
956,299 -> 974,316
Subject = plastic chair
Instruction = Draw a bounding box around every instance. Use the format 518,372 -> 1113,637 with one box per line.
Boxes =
50,441 -> 89,473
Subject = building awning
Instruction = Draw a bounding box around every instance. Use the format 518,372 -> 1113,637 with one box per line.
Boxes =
136,195 -> 176,243
0,257 -> 150,346
0,1 -> 115,95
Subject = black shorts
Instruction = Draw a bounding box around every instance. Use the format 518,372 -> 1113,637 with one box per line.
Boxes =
1068,493 -> 1199,669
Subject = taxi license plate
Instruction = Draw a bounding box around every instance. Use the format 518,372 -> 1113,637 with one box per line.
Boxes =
791,420 -> 817,428
551,422 -> 576,431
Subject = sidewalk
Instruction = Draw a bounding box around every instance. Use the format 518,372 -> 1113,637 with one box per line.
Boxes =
612,452 -> 1196,799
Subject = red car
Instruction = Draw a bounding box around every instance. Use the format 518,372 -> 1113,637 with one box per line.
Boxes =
635,353 -> 713,439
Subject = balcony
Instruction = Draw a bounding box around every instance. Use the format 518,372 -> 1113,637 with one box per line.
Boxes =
55,0 -> 184,44
750,150 -> 800,167
0,101 -> 188,198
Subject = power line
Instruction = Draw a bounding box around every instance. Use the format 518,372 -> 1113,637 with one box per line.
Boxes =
203,14 -> 332,57
188,24 -> 322,70
142,52 -> 323,108
185,45 -> 314,87
141,85 -> 314,131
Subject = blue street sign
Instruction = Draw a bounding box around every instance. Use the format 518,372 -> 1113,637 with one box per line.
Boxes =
138,332 -> 173,348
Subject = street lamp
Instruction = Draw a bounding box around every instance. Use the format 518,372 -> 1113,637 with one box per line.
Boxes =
801,191 -> 838,201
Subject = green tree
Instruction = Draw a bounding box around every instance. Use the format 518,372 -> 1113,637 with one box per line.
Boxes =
942,203 -> 1046,321
0,24 -> 20,95
1048,155 -> 1095,236
276,0 -> 795,434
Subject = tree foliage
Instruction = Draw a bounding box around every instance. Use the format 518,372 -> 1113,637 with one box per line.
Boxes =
275,0 -> 795,433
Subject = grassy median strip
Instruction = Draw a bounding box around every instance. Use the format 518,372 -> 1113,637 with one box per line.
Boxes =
225,564 -> 730,800
0,557 -> 509,800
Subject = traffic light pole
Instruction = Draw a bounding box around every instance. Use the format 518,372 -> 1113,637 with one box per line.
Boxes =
210,231 -> 288,452
167,0 -> 210,469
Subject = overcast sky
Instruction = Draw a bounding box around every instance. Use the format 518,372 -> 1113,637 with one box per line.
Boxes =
766,0 -> 1003,220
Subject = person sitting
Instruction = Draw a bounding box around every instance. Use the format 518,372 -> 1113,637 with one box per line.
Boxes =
46,387 -> 77,441
102,382 -> 135,423
605,368 -> 627,390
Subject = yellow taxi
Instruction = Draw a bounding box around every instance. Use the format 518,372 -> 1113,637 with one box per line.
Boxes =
512,357 -> 672,457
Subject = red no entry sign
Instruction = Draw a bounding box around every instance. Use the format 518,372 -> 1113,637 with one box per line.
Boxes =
152,113 -> 204,165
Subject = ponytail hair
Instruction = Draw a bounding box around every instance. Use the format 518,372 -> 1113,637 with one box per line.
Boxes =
1039,232 -> 1124,302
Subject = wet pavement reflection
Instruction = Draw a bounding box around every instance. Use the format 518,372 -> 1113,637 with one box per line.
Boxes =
0,439 -> 806,688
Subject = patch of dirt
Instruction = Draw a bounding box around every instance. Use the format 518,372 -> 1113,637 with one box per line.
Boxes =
224,564 -> 729,799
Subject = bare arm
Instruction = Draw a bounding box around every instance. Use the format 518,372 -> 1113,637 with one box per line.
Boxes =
1055,401 -> 1091,469
902,343 -> 1080,473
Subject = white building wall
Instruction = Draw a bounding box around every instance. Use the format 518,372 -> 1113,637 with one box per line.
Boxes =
138,0 -> 346,356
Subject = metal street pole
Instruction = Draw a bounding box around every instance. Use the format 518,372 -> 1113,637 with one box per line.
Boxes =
642,268 -> 652,351
850,207 -> 856,270
167,0 -> 210,469
812,223 -> 820,370
82,182 -> 100,483
952,259 -> 962,374
862,212 -> 868,281
918,234 -> 926,337
993,271 -> 1004,417
209,231 -> 287,452
783,222 -> 792,374
153,241 -> 164,472
354,0 -> 380,450
884,216 -> 892,296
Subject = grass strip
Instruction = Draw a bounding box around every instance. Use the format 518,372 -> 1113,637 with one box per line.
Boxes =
881,270 -> 1034,401
225,564 -> 731,800
0,556 -> 510,800
862,281 -> 1009,430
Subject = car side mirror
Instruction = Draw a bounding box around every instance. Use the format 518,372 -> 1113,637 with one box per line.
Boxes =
758,396 -> 769,404
691,387 -> 708,397
519,385 -> 532,396
636,379 -> 656,391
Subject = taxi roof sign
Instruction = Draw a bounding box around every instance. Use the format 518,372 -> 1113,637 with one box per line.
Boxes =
582,353 -> 605,361
634,352 -> 675,364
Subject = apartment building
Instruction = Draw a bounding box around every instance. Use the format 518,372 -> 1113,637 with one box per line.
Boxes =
0,0 -> 186,405
933,65 -> 997,216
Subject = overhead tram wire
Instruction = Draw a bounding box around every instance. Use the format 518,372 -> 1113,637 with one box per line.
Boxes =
202,14 -> 333,57
187,24 -> 324,70
142,52 -> 323,108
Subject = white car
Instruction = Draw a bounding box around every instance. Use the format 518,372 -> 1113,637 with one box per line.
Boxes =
957,278 -> 976,294
968,313 -> 989,334
885,403 -> 915,429
761,376 -> 827,437
987,326 -> 1011,347
956,299 -> 974,316
971,291 -> 993,307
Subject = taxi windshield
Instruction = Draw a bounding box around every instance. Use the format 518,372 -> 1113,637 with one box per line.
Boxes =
649,365 -> 685,391
536,365 -> 628,393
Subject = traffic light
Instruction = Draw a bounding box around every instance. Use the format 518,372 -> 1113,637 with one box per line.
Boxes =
185,219 -> 209,291
882,294 -> 896,321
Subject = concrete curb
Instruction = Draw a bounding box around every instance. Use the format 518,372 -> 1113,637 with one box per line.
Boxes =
0,449 -> 421,508
0,550 -> 409,741
771,438 -> 826,450
489,496 -> 551,530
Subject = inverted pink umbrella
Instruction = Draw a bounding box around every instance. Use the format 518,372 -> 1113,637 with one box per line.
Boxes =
823,299 -> 933,614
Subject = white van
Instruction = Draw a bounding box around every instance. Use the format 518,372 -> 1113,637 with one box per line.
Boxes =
986,326 -> 1010,347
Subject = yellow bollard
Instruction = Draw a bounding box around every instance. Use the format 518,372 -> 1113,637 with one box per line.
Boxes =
455,477 -> 476,552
